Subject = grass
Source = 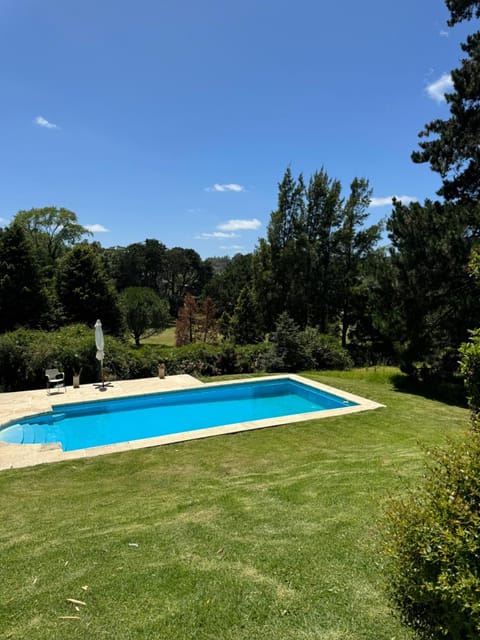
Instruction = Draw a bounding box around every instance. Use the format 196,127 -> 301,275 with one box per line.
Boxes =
0,367 -> 469,639
141,326 -> 176,346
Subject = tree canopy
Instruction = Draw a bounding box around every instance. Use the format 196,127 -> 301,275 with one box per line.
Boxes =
412,1 -> 480,203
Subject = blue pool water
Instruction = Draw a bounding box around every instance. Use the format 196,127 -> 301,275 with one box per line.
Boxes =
0,378 -> 357,452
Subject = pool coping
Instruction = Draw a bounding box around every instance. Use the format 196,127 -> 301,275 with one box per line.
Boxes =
0,373 -> 384,471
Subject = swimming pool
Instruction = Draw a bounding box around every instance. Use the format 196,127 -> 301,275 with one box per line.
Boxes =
1,377 -> 358,452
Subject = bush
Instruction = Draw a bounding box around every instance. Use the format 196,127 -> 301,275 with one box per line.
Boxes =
459,329 -> 480,420
300,327 -> 353,370
381,431 -> 480,639
259,312 -> 311,373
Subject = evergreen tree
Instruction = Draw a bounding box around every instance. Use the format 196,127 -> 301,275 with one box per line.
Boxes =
266,169 -> 307,326
56,243 -> 123,334
203,253 -> 253,318
230,286 -> 263,345
412,0 -> 480,203
387,198 -> 480,377
335,178 -> 381,347
304,169 -> 343,331
0,223 -> 49,332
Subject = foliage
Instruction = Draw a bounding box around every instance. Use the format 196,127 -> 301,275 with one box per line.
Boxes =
335,177 -> 382,347
459,328 -> 480,419
13,206 -> 91,270
411,2 -> 480,203
255,167 -> 381,343
56,243 -> 123,335
229,286 -> 263,345
387,199 -> 480,379
260,312 -> 310,372
104,239 -> 167,292
203,253 -> 253,318
382,430 -> 480,639
120,287 -> 170,346
0,223 -> 50,332
300,327 -> 353,370
200,296 -> 218,343
164,247 -> 212,315
175,294 -> 199,346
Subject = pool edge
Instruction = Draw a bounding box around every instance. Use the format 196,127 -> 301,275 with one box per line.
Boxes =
0,374 -> 384,471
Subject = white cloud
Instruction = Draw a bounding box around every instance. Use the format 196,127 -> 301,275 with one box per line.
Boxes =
426,73 -> 453,102
34,115 -> 59,129
85,224 -> 109,233
439,30 -> 449,37
0,217 -> 7,226
206,183 -> 245,193
217,218 -> 261,231
197,231 -> 239,239
220,245 -> 244,251
370,195 -> 418,207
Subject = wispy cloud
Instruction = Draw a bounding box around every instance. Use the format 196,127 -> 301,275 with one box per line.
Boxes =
206,183 -> 245,193
0,217 -> 7,226
217,218 -> 261,231
439,29 -> 449,37
85,224 -> 109,233
370,195 -> 418,207
197,231 -> 239,239
220,245 -> 244,251
34,115 -> 59,129
426,73 -> 453,102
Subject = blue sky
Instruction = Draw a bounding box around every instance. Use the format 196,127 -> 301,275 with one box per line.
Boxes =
0,0 -> 471,258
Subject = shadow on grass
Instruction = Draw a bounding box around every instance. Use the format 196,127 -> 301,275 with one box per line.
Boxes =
391,373 -> 468,408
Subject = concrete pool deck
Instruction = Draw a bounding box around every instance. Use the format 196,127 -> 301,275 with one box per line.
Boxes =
0,374 -> 384,471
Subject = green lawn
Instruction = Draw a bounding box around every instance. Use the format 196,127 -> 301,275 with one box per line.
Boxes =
0,368 -> 468,639
141,326 -> 176,346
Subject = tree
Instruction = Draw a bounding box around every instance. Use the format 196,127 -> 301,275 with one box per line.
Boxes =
165,248 -> 211,315
105,239 -> 168,293
203,253 -> 253,318
386,198 -> 480,377
0,223 -> 49,332
13,207 -> 91,270
266,168 -> 307,327
199,296 -> 217,343
334,177 -> 381,348
411,1 -> 480,203
229,286 -> 263,345
261,312 -> 310,372
175,294 -> 199,346
120,287 -> 170,346
304,169 -> 343,331
56,243 -> 123,334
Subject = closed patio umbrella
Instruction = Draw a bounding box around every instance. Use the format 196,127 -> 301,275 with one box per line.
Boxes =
95,319 -> 105,388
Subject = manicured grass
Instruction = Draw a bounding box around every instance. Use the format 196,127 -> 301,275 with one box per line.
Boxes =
142,326 -> 176,346
0,368 -> 468,639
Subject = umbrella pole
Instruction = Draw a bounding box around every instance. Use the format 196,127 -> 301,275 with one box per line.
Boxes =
101,360 -> 105,388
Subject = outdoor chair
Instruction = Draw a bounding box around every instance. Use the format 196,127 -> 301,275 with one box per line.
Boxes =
45,368 -> 66,394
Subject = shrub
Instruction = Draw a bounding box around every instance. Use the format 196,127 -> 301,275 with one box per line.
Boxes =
381,431 -> 480,639
259,312 -> 311,373
300,327 -> 353,370
459,328 -> 480,421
